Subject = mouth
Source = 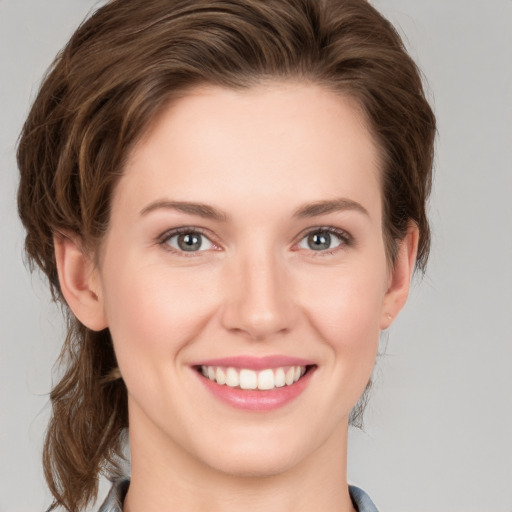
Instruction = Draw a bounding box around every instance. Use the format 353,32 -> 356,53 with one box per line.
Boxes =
192,358 -> 316,411
196,364 -> 313,390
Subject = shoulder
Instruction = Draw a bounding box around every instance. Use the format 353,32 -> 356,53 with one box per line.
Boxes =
349,485 -> 380,512
97,478 -> 129,512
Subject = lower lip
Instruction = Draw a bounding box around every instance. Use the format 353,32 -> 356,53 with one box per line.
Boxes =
196,368 -> 314,411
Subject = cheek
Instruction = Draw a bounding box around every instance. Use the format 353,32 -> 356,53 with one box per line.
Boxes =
100,261 -> 220,370
290,259 -> 388,418
297,262 -> 386,360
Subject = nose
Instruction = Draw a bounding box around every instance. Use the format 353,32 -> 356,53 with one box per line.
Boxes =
220,247 -> 296,341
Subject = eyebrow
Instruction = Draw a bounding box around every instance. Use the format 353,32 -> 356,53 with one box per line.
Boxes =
140,197 -> 368,221
292,198 -> 369,218
140,200 -> 228,221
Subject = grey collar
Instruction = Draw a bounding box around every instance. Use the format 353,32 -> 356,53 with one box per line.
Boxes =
98,478 -> 379,512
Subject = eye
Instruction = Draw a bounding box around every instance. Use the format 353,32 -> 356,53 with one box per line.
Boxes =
297,228 -> 349,252
162,229 -> 214,253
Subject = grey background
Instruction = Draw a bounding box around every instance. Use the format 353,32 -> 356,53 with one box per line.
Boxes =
1,1 -> 511,511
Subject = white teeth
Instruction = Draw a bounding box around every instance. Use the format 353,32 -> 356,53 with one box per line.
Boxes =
285,367 -> 295,386
239,369 -> 257,390
274,368 -> 285,387
216,367 -> 226,385
257,369 -> 275,390
225,367 -> 239,387
201,365 -> 308,390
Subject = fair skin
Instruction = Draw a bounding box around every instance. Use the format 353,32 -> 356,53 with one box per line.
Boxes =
55,82 -> 418,512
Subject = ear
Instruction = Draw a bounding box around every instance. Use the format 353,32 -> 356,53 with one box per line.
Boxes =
380,223 -> 419,330
54,233 -> 108,331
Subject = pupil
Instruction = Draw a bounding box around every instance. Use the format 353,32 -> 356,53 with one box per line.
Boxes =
178,233 -> 201,251
308,231 -> 330,250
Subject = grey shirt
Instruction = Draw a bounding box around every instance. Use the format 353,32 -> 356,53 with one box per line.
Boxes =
98,478 -> 379,512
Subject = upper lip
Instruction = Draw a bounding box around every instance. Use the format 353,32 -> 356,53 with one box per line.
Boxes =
192,355 -> 315,370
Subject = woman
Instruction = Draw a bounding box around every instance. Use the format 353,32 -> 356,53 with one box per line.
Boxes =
17,0 -> 435,511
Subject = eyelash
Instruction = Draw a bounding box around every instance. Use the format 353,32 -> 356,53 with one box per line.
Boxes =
297,226 -> 353,256
158,227 -> 218,257
158,226 -> 353,257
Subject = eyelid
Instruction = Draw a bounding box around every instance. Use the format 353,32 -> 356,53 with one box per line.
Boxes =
156,225 -> 353,256
293,226 -> 353,254
158,226 -> 220,255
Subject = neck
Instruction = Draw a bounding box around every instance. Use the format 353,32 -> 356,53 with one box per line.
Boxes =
124,406 -> 356,512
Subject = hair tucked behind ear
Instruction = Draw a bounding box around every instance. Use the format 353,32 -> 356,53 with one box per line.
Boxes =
17,0 -> 435,509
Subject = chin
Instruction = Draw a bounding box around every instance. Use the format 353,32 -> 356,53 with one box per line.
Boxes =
204,448 -> 300,479
190,426 -> 315,479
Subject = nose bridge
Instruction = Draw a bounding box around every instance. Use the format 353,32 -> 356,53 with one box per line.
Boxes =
221,241 -> 294,340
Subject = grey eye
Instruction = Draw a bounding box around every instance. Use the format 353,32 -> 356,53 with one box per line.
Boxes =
298,230 -> 343,251
166,232 -> 213,252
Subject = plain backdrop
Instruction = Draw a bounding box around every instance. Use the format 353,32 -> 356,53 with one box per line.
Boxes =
1,1 -> 511,511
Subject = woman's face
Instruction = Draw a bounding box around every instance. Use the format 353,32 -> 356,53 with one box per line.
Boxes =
93,83 -> 405,477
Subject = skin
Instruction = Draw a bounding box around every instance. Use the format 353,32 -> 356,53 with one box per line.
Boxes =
55,82 -> 418,512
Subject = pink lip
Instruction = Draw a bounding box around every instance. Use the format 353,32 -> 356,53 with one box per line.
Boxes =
198,371 -> 314,411
192,356 -> 316,412
192,355 -> 314,370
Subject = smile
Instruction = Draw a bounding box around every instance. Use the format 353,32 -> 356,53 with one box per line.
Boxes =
200,365 -> 307,390
193,357 -> 316,411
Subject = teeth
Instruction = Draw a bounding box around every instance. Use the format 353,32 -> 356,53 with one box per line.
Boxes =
257,369 -> 274,390
274,368 -> 285,387
239,369 -> 257,390
225,367 -> 239,387
200,365 -> 307,390
216,367 -> 226,385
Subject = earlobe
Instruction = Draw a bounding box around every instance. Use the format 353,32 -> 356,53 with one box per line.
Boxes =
54,233 -> 108,331
380,224 -> 419,330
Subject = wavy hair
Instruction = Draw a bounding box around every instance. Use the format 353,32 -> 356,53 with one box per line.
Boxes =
17,0 -> 435,510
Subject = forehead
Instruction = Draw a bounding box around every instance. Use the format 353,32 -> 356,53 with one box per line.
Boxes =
117,82 -> 382,222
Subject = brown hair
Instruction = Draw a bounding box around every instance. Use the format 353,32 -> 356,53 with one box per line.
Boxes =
17,0 -> 435,510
